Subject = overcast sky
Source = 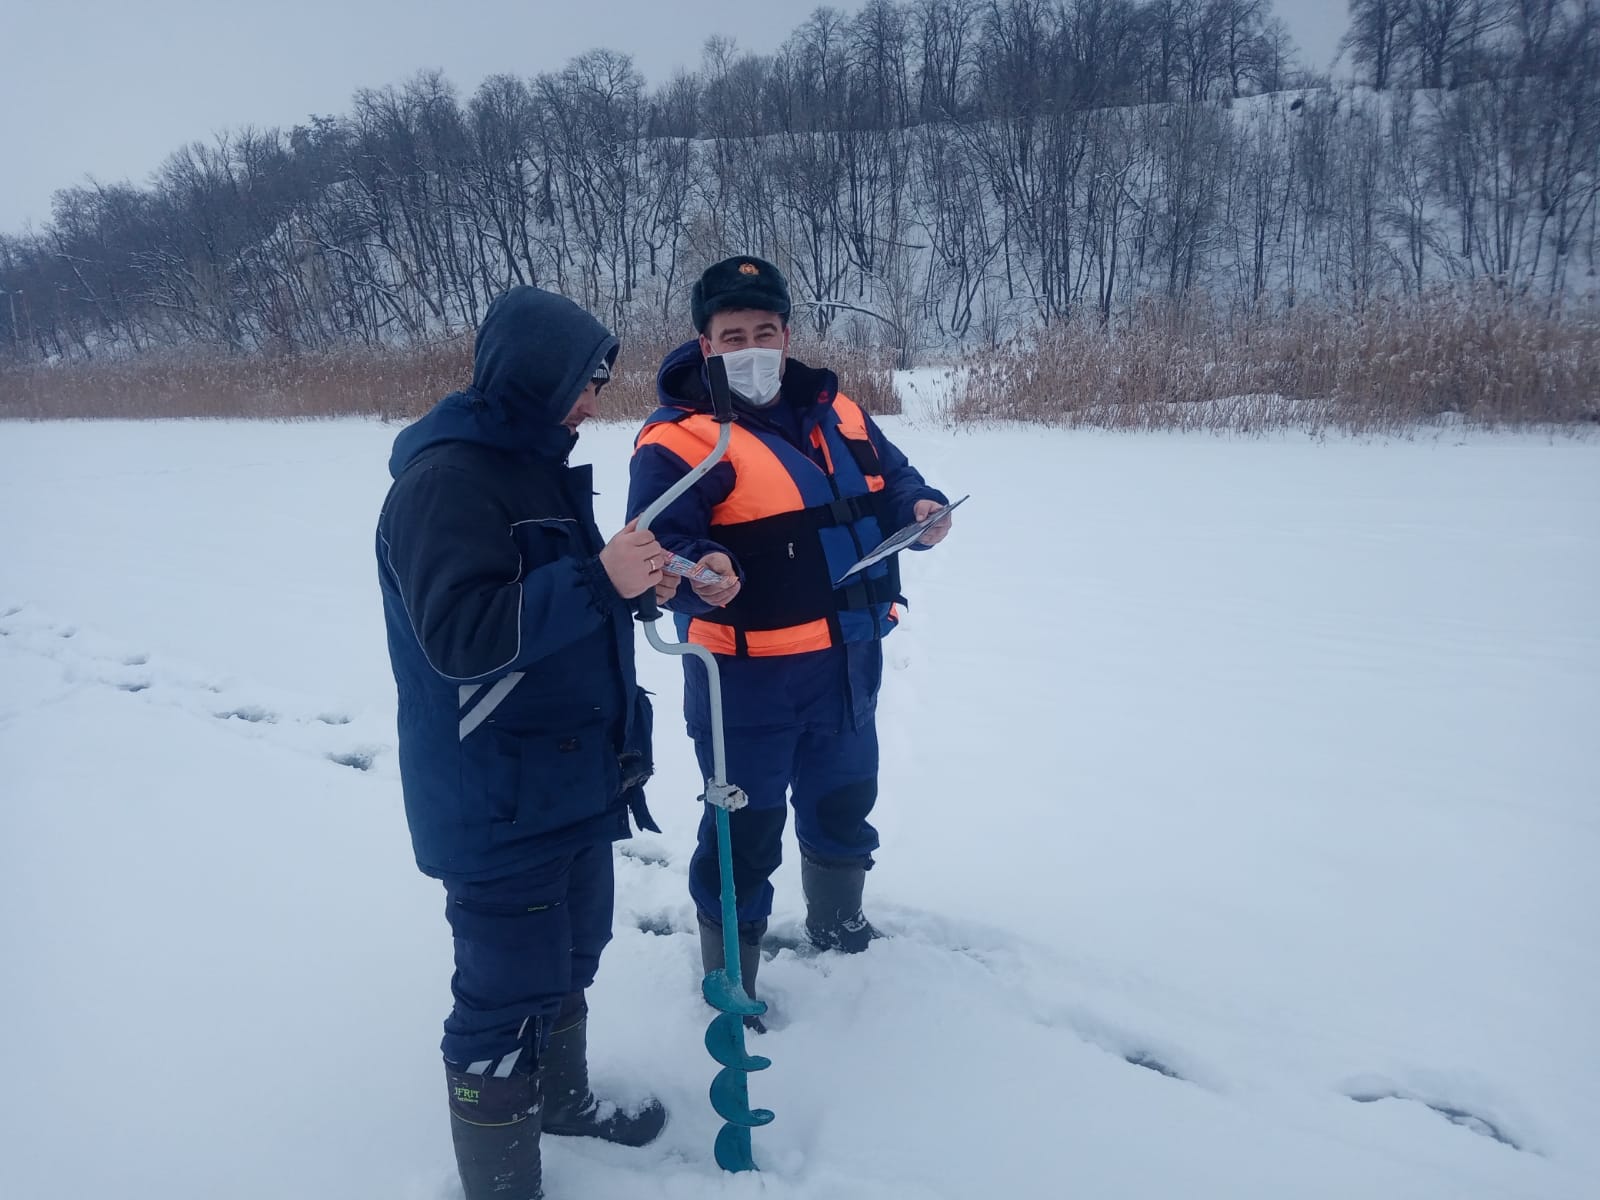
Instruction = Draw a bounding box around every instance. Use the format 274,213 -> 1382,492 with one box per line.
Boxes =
0,0 -> 1348,234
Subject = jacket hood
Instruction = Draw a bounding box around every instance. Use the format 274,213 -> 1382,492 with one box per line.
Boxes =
655,339 -> 711,411
390,287 -> 618,477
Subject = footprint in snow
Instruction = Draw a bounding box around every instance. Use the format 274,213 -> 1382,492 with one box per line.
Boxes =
618,844 -> 672,868
1343,1081 -> 1527,1152
1122,1051 -> 1187,1081
216,705 -> 277,724
630,905 -> 1205,1069
2,611 -> 391,773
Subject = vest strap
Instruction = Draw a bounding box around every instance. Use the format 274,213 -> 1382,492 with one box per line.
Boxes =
825,494 -> 877,526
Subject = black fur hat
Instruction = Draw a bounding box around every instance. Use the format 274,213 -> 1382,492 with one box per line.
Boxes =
690,256 -> 792,332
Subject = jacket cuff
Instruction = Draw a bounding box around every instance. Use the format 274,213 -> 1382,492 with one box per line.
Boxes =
578,554 -> 626,615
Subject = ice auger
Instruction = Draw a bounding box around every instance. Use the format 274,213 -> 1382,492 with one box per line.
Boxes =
634,354 -> 774,1173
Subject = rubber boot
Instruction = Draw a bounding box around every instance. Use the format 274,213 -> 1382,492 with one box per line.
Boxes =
801,854 -> 880,953
446,1060 -> 543,1200
540,992 -> 666,1147
697,911 -> 768,1033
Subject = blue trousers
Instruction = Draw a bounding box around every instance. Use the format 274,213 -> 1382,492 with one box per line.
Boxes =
439,840 -> 613,1069
687,718 -> 880,924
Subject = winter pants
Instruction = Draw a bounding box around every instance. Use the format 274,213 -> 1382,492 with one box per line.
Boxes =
687,718 -> 880,925
439,840 -> 614,1070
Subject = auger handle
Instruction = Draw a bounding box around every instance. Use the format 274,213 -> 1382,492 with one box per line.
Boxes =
706,353 -> 734,423
634,354 -> 734,626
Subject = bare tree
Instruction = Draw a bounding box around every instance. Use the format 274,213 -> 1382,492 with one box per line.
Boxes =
464,74 -> 540,296
1406,0 -> 1505,88
1222,103 -> 1294,304
1142,99 -> 1229,298
913,0 -> 980,117
912,123 -> 1005,336
1342,0 -> 1413,89
1380,91 -> 1447,292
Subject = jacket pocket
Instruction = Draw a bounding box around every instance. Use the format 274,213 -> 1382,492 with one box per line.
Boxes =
468,722 -> 619,843
510,518 -> 578,581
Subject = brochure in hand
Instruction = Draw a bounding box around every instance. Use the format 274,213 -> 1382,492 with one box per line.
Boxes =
836,494 -> 968,583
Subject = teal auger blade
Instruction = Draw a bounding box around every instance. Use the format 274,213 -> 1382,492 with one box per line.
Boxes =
714,1123 -> 760,1173
710,1066 -> 777,1128
702,968 -> 767,1017
705,1012 -> 772,1071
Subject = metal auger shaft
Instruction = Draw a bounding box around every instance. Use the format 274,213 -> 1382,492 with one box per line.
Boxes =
634,354 -> 773,1172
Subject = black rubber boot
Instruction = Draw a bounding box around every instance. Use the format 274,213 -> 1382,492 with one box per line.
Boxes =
540,992 -> 666,1147
446,1061 -> 543,1200
801,854 -> 880,953
697,912 -> 768,1033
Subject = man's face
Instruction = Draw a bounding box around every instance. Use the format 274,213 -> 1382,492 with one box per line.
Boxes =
700,309 -> 790,360
562,381 -> 601,431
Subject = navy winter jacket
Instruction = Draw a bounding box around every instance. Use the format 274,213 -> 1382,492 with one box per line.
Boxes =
626,340 -> 945,736
377,287 -> 656,884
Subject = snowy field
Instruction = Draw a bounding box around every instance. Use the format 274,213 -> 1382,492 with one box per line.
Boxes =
2,390 -> 1597,1199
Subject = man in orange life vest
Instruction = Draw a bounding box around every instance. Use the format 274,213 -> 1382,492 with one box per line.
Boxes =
626,256 -> 953,1021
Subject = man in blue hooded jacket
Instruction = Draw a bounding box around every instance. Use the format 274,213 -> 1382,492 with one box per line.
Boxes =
378,287 -> 672,1200
627,257 -> 953,1027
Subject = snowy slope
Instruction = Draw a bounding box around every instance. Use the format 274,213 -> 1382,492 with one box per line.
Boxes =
1,408 -> 1596,1199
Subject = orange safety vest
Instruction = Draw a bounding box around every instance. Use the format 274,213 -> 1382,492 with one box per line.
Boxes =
636,394 -> 903,657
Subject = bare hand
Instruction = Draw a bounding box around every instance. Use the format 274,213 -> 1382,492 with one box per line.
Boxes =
599,518 -> 665,600
653,571 -> 681,605
914,498 -> 953,546
690,552 -> 741,607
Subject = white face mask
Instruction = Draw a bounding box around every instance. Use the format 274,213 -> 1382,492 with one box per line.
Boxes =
719,347 -> 784,408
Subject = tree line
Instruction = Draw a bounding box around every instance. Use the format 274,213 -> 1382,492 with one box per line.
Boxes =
1,0 -> 1595,367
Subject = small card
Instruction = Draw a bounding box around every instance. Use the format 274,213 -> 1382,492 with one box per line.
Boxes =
663,553 -> 727,586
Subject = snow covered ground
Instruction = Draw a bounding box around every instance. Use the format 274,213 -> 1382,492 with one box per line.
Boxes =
2,393 -> 1597,1199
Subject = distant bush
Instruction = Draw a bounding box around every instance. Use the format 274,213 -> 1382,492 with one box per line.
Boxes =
949,289 -> 1600,434
0,338 -> 469,422
806,344 -> 899,416
15,289 -> 1586,434
0,332 -> 900,422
